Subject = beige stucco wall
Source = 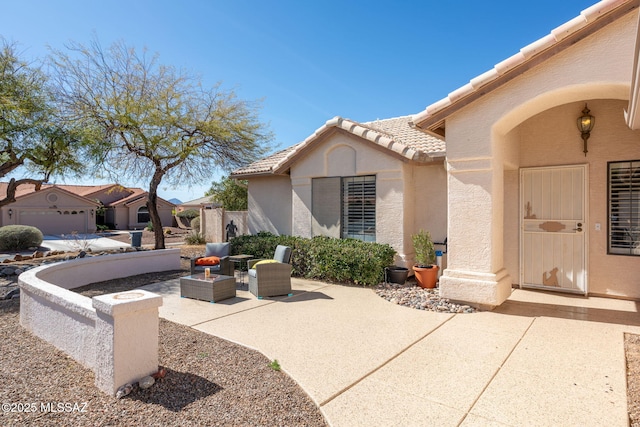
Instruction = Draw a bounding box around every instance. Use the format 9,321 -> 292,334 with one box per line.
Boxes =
125,199 -> 174,230
1,189 -> 96,234
407,162 -> 448,265
201,208 -> 248,242
513,99 -> 640,298
287,131 -> 447,266
439,9 -> 639,306
247,175 -> 292,235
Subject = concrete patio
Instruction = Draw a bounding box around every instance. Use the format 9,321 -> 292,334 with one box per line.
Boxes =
140,278 -> 640,426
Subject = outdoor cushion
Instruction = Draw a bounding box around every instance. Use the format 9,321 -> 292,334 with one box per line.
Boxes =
195,256 -> 220,266
273,245 -> 292,264
255,259 -> 279,266
205,242 -> 230,258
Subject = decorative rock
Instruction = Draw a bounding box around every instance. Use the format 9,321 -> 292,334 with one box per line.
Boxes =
152,367 -> 167,380
78,251 -> 87,258
115,383 -> 133,399
1,267 -> 15,276
33,251 -> 44,258
375,282 -> 478,314
139,376 -> 155,389
13,268 -> 23,276
3,289 -> 19,300
13,255 -> 23,262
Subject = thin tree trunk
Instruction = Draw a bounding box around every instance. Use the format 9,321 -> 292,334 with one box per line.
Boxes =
148,170 -> 165,250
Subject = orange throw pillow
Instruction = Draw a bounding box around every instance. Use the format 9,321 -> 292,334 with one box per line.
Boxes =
195,256 -> 220,266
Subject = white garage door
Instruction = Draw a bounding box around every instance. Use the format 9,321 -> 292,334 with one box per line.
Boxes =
18,210 -> 87,235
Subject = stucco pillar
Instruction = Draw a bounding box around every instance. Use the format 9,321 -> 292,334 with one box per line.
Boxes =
92,290 -> 163,396
438,158 -> 512,308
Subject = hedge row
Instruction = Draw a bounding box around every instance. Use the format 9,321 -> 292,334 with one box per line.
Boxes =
230,232 -> 396,287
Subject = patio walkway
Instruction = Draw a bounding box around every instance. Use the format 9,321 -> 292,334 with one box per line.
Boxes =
140,278 -> 640,426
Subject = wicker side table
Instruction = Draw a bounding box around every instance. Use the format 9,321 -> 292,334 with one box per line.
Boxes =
229,254 -> 253,284
180,273 -> 236,303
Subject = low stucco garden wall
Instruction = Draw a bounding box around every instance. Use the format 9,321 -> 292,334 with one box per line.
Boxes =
19,249 -> 180,395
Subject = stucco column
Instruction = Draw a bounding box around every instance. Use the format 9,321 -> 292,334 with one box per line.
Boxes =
93,290 -> 163,396
439,157 -> 512,308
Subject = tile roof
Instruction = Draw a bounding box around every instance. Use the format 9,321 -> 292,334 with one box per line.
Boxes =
180,195 -> 221,207
411,0 -> 635,132
231,115 -> 445,177
0,182 -> 98,204
0,182 -> 175,207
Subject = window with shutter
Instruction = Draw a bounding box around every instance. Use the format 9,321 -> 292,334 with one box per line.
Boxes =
342,175 -> 376,242
608,160 -> 640,255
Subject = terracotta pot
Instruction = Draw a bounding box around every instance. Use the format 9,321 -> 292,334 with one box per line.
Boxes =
413,265 -> 439,289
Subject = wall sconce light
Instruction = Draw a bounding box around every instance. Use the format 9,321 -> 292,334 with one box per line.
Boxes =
577,104 -> 595,156
91,209 -> 94,217
8,208 -> 12,219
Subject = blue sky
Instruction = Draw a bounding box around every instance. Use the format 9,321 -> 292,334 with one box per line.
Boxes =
2,0 -> 596,202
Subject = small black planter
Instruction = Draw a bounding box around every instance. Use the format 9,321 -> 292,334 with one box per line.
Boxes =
385,266 -> 409,284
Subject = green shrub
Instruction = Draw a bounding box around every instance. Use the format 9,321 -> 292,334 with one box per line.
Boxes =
146,221 -> 153,231
190,216 -> 200,231
184,231 -> 206,245
0,225 -> 44,251
177,209 -> 200,219
231,232 -> 395,286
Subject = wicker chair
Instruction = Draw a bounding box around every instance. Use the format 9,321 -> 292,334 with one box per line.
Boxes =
248,245 -> 293,298
190,242 -> 234,276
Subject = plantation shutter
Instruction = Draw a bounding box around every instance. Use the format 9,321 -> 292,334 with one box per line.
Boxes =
312,177 -> 341,238
342,175 -> 376,242
609,161 -> 640,255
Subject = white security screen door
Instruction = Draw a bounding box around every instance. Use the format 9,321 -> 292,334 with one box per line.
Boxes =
520,165 -> 588,294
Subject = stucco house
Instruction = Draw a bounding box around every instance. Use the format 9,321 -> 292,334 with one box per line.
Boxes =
408,0 -> 640,306
231,115 -> 448,268
177,195 -> 220,212
0,183 -> 175,234
235,0 -> 640,307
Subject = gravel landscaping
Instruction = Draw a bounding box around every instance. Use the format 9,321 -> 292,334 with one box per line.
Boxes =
1,240 -> 640,425
0,245 -> 327,426
375,281 -> 477,313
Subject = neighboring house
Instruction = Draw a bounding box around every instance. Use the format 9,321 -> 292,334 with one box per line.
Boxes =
231,115 -> 448,268
177,196 -> 220,212
0,183 -> 175,234
235,0 -> 640,307
409,0 -> 640,306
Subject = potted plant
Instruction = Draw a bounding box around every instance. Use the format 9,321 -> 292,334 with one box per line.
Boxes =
412,229 -> 439,288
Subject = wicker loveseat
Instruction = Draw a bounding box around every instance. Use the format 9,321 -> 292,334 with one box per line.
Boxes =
190,242 -> 234,276
248,245 -> 292,298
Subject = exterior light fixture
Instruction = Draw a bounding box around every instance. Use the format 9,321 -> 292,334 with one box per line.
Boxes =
577,104 -> 595,156
91,209 -> 94,217
8,208 -> 12,219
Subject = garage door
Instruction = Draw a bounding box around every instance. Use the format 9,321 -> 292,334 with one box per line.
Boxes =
18,210 -> 87,235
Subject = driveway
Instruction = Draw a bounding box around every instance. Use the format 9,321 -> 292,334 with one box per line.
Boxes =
140,278 -> 640,426
40,233 -> 131,252
0,234 -> 131,262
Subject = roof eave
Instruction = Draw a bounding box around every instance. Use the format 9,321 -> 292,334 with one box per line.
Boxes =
626,4 -> 640,129
411,0 -> 637,134
230,170 -> 289,179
